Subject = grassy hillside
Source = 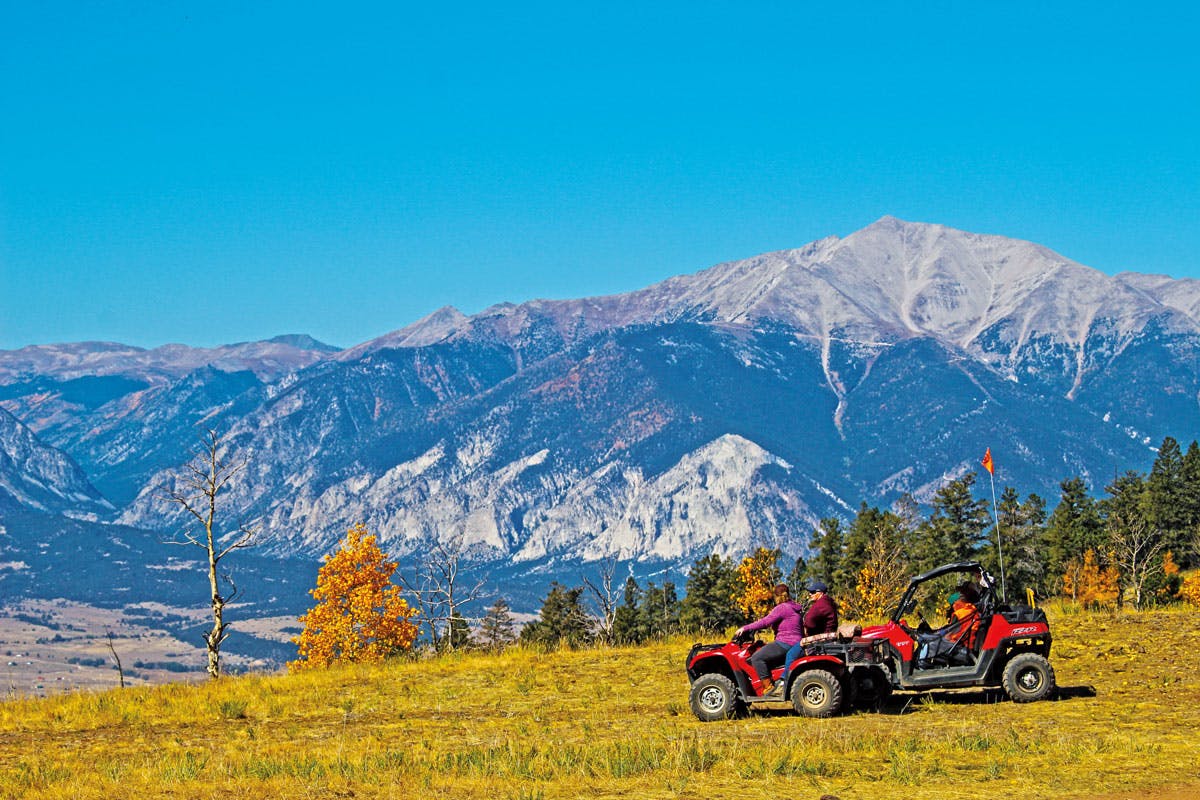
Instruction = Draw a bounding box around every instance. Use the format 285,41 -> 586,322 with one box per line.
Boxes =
2,605 -> 1198,799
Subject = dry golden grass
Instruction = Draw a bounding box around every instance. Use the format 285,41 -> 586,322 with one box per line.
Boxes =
2,604 -> 1199,799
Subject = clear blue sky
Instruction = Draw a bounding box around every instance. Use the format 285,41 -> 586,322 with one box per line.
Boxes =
2,2 -> 1197,350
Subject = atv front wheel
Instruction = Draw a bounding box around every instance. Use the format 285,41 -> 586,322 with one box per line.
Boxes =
1002,653 -> 1056,703
790,668 -> 844,718
689,674 -> 743,722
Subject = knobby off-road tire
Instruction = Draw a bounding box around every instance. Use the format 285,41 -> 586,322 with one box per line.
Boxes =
689,674 -> 743,722
1002,652 -> 1056,703
790,668 -> 844,718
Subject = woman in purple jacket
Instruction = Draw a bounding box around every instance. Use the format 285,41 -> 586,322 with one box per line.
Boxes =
735,583 -> 805,697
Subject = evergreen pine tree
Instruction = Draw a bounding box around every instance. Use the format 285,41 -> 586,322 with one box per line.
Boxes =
910,473 -> 991,570
1106,470 -> 1147,523
638,581 -> 681,640
519,582 -> 594,649
478,598 -> 516,652
611,576 -> 643,644
935,472 -> 992,561
841,505 -> 907,596
785,555 -> 807,597
841,504 -> 874,591
446,613 -> 473,651
807,518 -> 845,588
680,554 -> 742,634
1144,436 -> 1186,556
984,487 -> 1047,601
1182,440 -> 1200,566
1044,477 -> 1104,599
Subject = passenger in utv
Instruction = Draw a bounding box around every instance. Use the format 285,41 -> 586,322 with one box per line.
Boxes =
735,583 -> 804,698
778,581 -> 839,688
945,586 -> 980,649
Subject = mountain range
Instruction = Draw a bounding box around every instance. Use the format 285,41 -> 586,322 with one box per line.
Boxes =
3,218 -> 1198,589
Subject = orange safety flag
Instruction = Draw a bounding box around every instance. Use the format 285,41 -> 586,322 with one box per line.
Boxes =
981,447 -> 995,475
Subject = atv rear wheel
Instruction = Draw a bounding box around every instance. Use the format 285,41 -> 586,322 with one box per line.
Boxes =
1002,653 -> 1056,703
689,673 -> 743,722
790,668 -> 843,718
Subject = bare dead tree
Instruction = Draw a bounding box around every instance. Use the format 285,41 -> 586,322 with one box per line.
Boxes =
397,534 -> 487,651
583,556 -> 621,646
1109,512 -> 1167,610
1188,525 -> 1200,566
105,629 -> 125,689
165,429 -> 257,679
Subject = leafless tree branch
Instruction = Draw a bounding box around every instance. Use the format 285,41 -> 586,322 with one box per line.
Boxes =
397,533 -> 488,650
161,428 -> 258,678
583,556 -> 620,646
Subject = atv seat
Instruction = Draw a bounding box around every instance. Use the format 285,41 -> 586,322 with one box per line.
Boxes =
799,623 -> 863,650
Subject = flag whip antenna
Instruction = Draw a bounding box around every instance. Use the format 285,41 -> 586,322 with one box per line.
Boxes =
982,447 -> 1005,602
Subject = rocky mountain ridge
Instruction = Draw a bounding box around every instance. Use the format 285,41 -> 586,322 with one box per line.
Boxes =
2,218 -> 1197,570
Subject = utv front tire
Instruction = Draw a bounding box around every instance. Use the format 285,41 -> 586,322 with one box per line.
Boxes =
850,666 -> 893,711
689,674 -> 743,721
790,669 -> 844,718
1002,653 -> 1056,703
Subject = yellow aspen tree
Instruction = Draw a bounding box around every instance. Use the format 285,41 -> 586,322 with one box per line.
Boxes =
289,524 -> 418,671
844,531 -> 908,622
734,547 -> 781,621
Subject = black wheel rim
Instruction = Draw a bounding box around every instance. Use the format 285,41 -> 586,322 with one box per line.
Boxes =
1018,667 -> 1043,693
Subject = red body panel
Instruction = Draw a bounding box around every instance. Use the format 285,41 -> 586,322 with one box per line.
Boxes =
979,615 -> 1050,649
861,621 -> 916,662
688,641 -> 846,695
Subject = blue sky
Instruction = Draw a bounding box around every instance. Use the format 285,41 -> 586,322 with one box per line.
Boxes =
2,2 -> 1197,350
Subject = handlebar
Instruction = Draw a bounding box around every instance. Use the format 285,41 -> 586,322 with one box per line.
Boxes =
732,629 -> 757,646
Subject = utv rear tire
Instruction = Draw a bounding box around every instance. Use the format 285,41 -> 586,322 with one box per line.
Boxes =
1002,653 -> 1056,703
689,674 -> 743,722
790,669 -> 843,718
851,666 -> 893,711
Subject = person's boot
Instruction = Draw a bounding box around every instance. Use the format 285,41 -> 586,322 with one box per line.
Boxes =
760,678 -> 777,697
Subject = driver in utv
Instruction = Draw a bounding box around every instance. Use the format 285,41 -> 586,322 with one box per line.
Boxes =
734,583 -> 805,698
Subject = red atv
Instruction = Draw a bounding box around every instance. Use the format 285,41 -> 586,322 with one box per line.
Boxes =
686,619 -> 887,721
686,561 -> 1055,721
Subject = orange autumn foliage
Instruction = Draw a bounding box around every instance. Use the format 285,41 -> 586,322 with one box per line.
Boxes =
289,524 -> 418,671
1062,548 -> 1119,609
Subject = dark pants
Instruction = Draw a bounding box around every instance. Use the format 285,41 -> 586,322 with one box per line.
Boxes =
750,641 -> 789,682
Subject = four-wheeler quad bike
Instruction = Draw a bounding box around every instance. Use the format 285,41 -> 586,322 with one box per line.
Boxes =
686,561 -> 1056,721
